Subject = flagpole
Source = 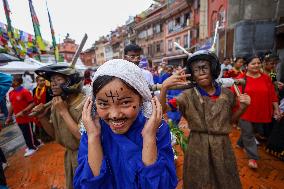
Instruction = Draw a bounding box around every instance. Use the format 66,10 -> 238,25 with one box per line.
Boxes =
28,0 -> 46,62
46,0 -> 59,63
2,0 -> 22,60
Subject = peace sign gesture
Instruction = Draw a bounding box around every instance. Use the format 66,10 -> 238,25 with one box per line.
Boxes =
162,68 -> 190,90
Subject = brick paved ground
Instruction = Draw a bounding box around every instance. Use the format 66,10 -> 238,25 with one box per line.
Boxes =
3,128 -> 284,189
5,143 -> 66,189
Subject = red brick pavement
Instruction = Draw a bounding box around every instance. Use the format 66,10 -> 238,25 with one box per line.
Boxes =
5,143 -> 66,189
4,129 -> 284,189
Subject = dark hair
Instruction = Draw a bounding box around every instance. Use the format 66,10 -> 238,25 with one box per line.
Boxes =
24,71 -> 30,76
244,54 -> 260,65
92,75 -> 141,97
124,44 -> 142,55
36,75 -> 44,81
84,69 -> 91,78
234,57 -> 244,63
13,75 -> 23,84
224,57 -> 230,61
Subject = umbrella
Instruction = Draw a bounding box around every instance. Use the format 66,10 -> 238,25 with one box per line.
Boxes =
0,58 -> 52,74
0,53 -> 20,64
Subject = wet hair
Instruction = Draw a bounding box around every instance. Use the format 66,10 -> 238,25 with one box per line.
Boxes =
92,75 -> 141,97
124,44 -> 142,55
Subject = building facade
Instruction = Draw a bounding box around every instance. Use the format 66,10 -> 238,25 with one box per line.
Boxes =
58,35 -> 78,62
104,41 -> 113,61
80,46 -> 96,66
163,0 -> 192,66
110,26 -> 127,59
135,3 -> 166,65
94,37 -> 108,65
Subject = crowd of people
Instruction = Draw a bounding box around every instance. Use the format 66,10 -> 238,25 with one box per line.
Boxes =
0,43 -> 283,188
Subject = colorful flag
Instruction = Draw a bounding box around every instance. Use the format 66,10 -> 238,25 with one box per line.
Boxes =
28,0 -> 46,52
2,0 -> 12,37
46,2 -> 59,62
2,0 -> 20,56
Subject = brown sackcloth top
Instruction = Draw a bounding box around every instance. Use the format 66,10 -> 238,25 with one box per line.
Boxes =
176,87 -> 242,189
50,93 -> 85,151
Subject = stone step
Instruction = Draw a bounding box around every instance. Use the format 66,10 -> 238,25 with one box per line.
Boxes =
0,124 -> 25,157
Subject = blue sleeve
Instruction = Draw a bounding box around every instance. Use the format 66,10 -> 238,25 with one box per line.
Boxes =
137,121 -> 178,189
73,133 -> 114,189
0,72 -> 12,101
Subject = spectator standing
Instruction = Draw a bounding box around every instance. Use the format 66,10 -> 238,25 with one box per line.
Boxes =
234,55 -> 280,169
5,75 -> 41,157
0,72 -> 12,189
124,44 -> 154,86
219,57 -> 232,78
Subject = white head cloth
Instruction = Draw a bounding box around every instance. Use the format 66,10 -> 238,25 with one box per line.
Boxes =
92,59 -> 152,118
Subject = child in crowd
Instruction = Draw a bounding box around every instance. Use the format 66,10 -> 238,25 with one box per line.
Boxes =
160,50 -> 250,189
74,59 -> 177,189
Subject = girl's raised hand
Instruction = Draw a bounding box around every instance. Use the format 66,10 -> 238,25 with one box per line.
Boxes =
142,96 -> 163,137
82,96 -> 101,136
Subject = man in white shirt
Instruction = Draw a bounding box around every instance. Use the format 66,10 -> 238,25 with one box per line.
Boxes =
219,57 -> 232,78
124,44 -> 154,85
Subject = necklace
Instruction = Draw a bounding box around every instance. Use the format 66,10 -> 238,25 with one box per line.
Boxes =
35,86 -> 45,100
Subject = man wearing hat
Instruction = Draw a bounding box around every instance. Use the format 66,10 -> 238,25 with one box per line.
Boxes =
31,64 -> 84,189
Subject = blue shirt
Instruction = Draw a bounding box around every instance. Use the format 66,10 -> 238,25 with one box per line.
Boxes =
74,112 -> 178,189
0,72 -> 12,101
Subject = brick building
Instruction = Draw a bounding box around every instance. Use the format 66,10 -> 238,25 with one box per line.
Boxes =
80,46 -> 96,66
58,34 -> 78,62
104,41 -> 113,61
110,26 -> 127,59
125,16 -> 137,45
135,3 -> 166,65
94,37 -> 108,65
207,0 -> 227,36
163,0 -> 192,66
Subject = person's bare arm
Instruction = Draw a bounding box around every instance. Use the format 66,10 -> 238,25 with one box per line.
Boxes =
159,87 -> 171,114
232,94 -> 250,123
160,69 -> 189,113
32,103 -> 55,138
5,105 -> 14,125
15,102 -> 35,118
83,97 -> 103,176
141,97 -> 162,166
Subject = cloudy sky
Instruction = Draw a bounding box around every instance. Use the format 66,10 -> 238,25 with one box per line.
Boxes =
0,0 -> 153,49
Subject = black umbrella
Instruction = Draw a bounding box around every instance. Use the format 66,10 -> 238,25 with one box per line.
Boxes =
0,53 -> 20,64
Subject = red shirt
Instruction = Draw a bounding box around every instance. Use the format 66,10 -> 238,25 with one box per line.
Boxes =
233,73 -> 278,123
223,68 -> 243,79
9,86 -> 34,124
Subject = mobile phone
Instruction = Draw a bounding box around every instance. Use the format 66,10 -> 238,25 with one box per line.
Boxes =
91,96 -> 97,117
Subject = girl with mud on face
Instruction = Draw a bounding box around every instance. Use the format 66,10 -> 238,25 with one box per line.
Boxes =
74,59 -> 178,189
